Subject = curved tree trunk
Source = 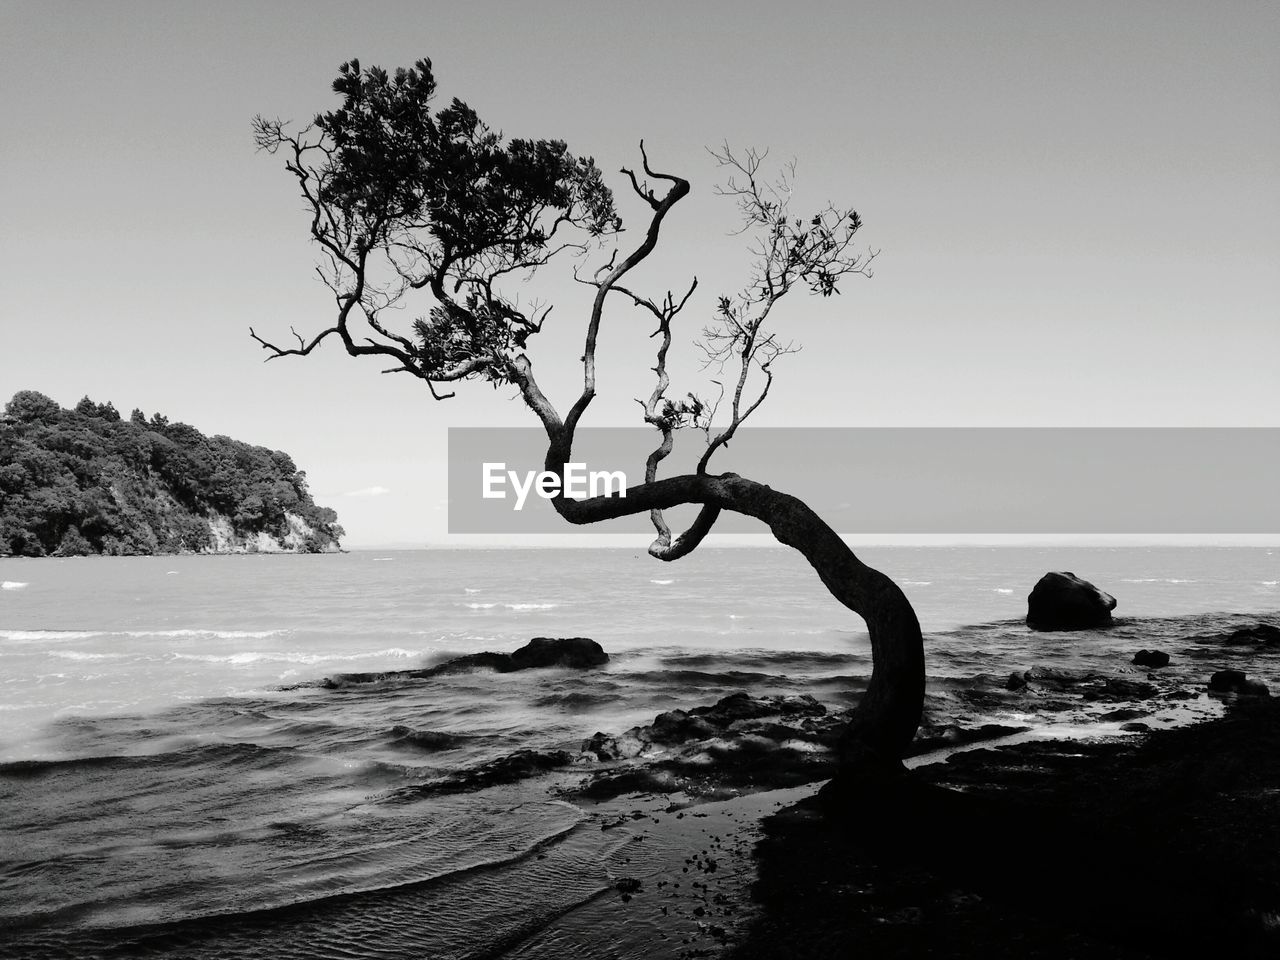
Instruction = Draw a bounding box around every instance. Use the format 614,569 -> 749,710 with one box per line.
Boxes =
704,475 -> 925,767
547,467 -> 926,769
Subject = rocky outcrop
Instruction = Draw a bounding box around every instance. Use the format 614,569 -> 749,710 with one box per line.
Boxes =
1133,649 -> 1171,668
318,637 -> 607,688
1026,572 -> 1117,631
1005,665 -> 1157,701
1208,669 -> 1271,697
583,692 -> 830,762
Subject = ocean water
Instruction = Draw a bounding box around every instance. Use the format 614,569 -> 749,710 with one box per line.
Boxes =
1,546 -> 1277,957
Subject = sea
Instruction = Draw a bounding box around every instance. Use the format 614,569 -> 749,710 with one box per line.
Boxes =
1,545 -> 1277,958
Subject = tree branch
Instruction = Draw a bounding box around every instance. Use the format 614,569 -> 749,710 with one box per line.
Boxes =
561,142 -> 690,453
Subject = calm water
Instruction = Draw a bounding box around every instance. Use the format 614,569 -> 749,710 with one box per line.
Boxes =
1,546 -> 1277,957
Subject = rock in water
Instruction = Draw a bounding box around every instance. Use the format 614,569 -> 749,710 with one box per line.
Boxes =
318,636 -> 607,687
1208,669 -> 1271,697
1222,623 -> 1280,646
509,636 -> 608,669
1133,649 -> 1171,668
1026,571 -> 1117,631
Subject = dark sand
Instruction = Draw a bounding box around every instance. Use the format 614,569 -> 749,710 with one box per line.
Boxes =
732,696 -> 1280,959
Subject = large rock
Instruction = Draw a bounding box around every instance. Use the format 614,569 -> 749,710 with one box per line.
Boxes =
1208,669 -> 1271,697
508,636 -> 608,670
1133,649 -> 1170,668
1026,572 -> 1117,631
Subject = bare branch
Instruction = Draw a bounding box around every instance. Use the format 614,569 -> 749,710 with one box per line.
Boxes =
559,142 -> 690,451
694,144 -> 875,471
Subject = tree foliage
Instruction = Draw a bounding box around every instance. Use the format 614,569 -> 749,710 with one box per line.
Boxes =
0,392 -> 343,557
251,57 -> 620,396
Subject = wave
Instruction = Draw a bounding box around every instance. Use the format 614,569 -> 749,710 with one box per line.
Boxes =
2,629 -> 288,642
2,581 -> 29,590
661,650 -> 866,670
992,588 -> 1014,594
1,630 -> 102,642
650,579 -> 674,585
531,691 -> 623,709
172,648 -> 423,666
126,629 -> 288,639
462,601 -> 559,611
385,726 -> 475,751
0,741 -> 284,779
623,667 -> 792,687
1,814 -> 589,954
1119,578 -> 1199,584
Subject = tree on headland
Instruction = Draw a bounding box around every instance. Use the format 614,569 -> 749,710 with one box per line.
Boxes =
252,58 -> 924,775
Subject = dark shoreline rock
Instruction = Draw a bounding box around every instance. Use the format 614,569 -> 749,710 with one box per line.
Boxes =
583,692 -> 830,762
1133,649 -> 1170,668
1026,571 -> 1117,631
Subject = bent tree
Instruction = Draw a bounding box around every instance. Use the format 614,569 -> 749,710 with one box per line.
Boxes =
252,58 -> 924,772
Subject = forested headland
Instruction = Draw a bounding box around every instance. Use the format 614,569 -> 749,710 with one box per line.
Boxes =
0,391 -> 343,557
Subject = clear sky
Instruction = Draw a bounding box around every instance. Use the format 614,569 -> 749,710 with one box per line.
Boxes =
2,1 -> 1277,547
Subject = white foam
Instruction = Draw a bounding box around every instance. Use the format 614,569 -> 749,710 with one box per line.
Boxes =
0,630 -> 102,642
649,579 -> 675,585
464,588 -> 482,594
504,603 -> 558,611
464,602 -> 498,609
2,581 -> 29,591
992,588 -> 1014,594
903,580 -> 932,586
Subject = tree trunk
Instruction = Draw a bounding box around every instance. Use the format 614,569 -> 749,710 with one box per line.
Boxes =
550,469 -> 925,770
